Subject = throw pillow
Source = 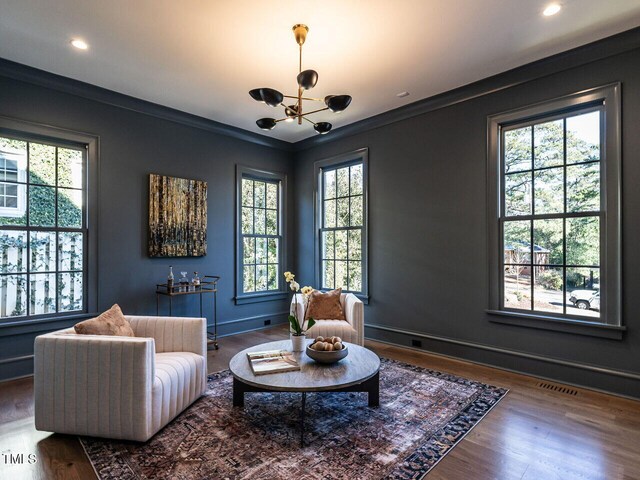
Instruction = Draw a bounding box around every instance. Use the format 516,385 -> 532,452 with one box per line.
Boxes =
74,304 -> 135,337
305,288 -> 346,320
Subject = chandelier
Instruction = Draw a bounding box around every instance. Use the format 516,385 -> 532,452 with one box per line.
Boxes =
249,24 -> 352,135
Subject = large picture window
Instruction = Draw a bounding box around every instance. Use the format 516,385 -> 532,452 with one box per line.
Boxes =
488,85 -> 621,336
315,148 -> 368,300
0,134 -> 86,319
235,166 -> 286,304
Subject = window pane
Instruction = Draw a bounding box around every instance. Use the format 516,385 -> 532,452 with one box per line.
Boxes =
241,207 -> 253,234
243,266 -> 255,293
58,148 -> 84,189
503,267 -> 531,311
266,183 -> 278,209
322,231 -> 334,259
322,260 -> 334,289
350,195 -> 363,226
267,238 -> 278,263
29,273 -> 56,315
534,120 -> 563,168
533,219 -> 563,265
348,230 -> 361,260
0,182 -> 26,226
267,264 -> 277,290
0,137 -> 27,158
255,237 -> 267,264
567,111 -> 599,163
335,230 -> 347,260
567,162 -> 600,213
28,143 -> 56,186
254,181 -> 266,208
58,272 -> 83,312
58,188 -> 83,228
350,164 -> 363,195
266,209 -> 277,235
533,267 -> 563,314
337,167 -> 349,197
324,170 -> 336,199
324,199 -> 336,228
58,232 -> 83,271
0,230 -> 27,273
4,162 -> 18,182
567,267 -> 600,319
243,237 -> 255,265
504,126 -> 532,173
504,220 -> 531,264
242,179 -> 253,207
29,185 -> 55,226
256,265 -> 267,291
534,167 -> 563,215
30,231 -> 56,272
566,217 -> 599,266
337,198 -> 349,227
254,208 -> 266,234
348,261 -> 362,292
504,172 -> 531,216
335,260 -> 348,289
0,274 -> 27,317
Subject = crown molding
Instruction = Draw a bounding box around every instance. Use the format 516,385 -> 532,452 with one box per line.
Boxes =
1,27 -> 639,153
0,58 -> 294,152
295,26 -> 640,151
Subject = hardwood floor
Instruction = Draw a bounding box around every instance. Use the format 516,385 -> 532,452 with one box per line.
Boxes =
1,325 -> 639,479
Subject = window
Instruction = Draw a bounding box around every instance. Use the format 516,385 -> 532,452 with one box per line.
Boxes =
0,134 -> 86,319
0,146 -> 26,217
315,148 -> 368,300
235,166 -> 286,304
488,85 -> 621,335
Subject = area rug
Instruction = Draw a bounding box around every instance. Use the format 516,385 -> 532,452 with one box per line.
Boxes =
80,358 -> 507,479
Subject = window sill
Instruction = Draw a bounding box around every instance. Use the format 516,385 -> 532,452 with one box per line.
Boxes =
0,312 -> 97,337
487,309 -> 625,340
234,292 -> 289,305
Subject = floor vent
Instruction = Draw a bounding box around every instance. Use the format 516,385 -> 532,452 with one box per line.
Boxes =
537,382 -> 579,396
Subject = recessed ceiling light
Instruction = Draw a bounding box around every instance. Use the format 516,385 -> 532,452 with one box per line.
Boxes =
70,38 -> 89,50
543,3 -> 561,16
396,91 -> 410,98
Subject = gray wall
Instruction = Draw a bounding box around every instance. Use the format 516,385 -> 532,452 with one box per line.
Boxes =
0,74 -> 294,380
294,47 -> 640,398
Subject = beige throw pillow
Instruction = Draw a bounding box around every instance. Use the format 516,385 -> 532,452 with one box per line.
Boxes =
74,304 -> 135,337
305,288 -> 346,320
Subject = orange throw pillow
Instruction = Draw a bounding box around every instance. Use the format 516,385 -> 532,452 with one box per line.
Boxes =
305,288 -> 346,320
74,304 -> 135,337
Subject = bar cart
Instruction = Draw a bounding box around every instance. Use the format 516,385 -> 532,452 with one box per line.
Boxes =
156,275 -> 220,349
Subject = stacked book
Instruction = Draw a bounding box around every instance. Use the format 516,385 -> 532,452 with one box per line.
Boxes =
247,350 -> 300,375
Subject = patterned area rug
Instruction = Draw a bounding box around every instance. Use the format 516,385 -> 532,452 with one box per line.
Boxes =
80,358 -> 507,479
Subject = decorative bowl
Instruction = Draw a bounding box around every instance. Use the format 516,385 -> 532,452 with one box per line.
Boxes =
306,342 -> 349,364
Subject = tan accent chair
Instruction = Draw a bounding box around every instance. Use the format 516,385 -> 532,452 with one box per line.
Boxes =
291,293 -> 364,345
34,316 -> 207,442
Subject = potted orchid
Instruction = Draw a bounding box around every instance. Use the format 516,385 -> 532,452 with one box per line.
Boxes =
284,271 -> 315,351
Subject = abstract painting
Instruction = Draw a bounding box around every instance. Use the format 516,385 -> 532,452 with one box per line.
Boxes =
148,174 -> 207,257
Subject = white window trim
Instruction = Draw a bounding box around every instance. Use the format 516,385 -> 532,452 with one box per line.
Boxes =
486,84 -> 623,339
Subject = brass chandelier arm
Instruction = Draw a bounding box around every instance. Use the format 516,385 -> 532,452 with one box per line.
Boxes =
298,106 -> 329,117
301,116 -> 316,125
283,95 -> 324,102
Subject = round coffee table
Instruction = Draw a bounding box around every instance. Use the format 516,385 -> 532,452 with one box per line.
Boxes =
229,339 -> 380,446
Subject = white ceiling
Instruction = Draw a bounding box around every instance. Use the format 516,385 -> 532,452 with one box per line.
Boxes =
1,1 -> 640,143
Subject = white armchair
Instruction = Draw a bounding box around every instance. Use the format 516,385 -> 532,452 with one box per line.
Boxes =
34,315 -> 207,442
291,293 -> 364,345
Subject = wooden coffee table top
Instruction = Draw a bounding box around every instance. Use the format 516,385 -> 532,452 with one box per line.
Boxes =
229,340 -> 380,392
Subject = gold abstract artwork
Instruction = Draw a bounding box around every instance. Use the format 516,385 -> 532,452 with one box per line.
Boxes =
149,174 -> 207,257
